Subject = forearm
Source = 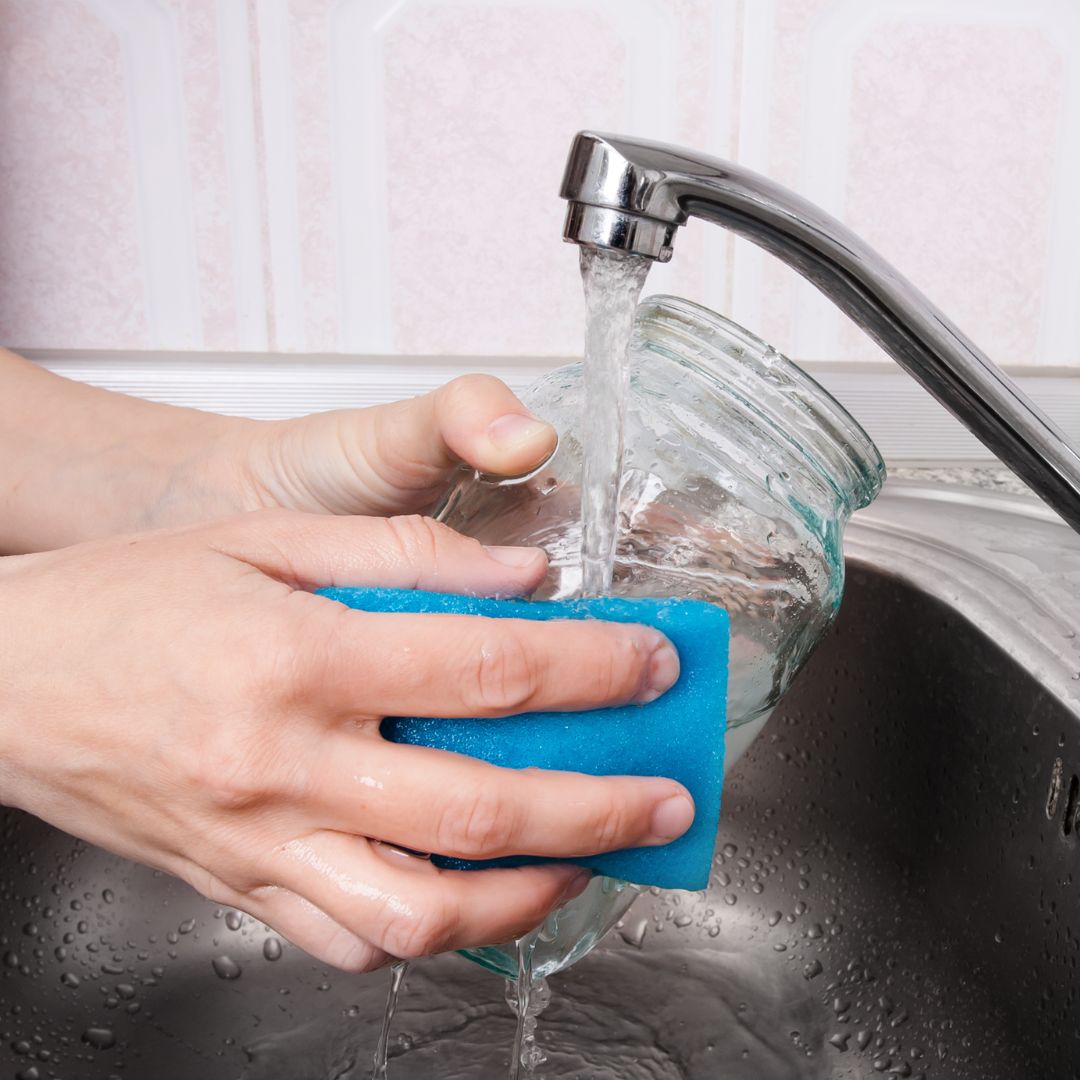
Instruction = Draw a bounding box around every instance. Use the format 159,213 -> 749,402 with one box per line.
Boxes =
0,347 -> 252,553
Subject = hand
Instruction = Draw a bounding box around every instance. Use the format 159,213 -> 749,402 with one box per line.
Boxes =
0,511 -> 691,971
0,345 -> 558,550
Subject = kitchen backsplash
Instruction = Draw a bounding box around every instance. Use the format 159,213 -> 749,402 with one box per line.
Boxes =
2,0 -> 1079,369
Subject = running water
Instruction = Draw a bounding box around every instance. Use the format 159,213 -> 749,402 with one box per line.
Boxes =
370,961 -> 410,1079
578,247 -> 652,596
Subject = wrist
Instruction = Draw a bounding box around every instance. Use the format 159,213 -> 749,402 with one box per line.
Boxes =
0,348 -> 266,550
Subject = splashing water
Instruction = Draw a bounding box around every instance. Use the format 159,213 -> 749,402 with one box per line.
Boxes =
371,961 -> 410,1079
578,247 -> 652,596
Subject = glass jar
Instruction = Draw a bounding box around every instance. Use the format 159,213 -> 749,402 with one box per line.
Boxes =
436,294 -> 885,979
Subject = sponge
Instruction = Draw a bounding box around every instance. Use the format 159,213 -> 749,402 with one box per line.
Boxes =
315,587 -> 728,891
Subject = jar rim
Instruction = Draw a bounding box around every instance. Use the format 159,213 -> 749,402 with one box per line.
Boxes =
635,294 -> 886,514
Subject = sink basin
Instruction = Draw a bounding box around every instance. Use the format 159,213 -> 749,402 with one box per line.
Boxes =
3,478 -> 1079,1078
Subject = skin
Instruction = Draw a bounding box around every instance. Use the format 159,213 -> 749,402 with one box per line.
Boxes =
0,347 -> 694,971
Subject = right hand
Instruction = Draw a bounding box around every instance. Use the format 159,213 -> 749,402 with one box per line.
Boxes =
0,511 -> 692,972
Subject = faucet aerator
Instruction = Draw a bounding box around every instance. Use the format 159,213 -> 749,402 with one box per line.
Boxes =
562,202 -> 676,263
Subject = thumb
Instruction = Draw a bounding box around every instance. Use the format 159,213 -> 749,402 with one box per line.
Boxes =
420,374 -> 558,478
210,509 -> 549,596
340,375 -> 557,513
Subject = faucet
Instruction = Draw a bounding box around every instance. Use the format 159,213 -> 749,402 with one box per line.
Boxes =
559,131 -> 1080,533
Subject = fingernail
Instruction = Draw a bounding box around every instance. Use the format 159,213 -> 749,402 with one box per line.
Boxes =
558,869 -> 593,903
487,412 -> 555,451
650,794 -> 695,842
484,544 -> 546,569
636,637 -> 680,703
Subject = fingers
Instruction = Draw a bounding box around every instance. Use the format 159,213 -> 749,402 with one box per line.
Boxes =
267,830 -> 590,960
307,606 -> 680,718
307,733 -> 696,859
212,510 -> 548,595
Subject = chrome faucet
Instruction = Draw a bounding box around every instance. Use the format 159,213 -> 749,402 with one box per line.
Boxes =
559,131 -> 1080,533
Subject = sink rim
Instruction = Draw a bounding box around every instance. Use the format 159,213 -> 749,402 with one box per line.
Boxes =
847,476 -> 1080,716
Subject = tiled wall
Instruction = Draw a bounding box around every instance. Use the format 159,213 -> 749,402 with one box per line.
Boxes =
2,0 -> 1079,368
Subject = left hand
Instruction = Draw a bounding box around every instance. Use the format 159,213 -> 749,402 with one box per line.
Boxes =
0,348 -> 557,551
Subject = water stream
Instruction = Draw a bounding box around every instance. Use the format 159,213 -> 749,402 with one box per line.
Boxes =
577,247 -> 652,596
371,962 -> 410,1079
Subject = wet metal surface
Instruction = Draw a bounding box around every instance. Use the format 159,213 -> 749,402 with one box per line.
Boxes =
2,482 -> 1080,1077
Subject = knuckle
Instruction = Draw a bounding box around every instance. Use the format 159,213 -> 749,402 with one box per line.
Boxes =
244,602 -> 325,705
586,794 -> 629,852
602,629 -> 645,701
436,785 -> 517,858
443,372 -> 504,405
333,937 -> 383,974
467,631 -> 542,714
174,717 -> 283,814
198,744 -> 268,812
383,514 -> 443,565
384,900 -> 457,960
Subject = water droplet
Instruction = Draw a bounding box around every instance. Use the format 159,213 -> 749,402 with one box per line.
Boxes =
829,1032 -> 851,1051
673,913 -> 693,928
116,983 -> 136,1000
768,911 -> 782,927
82,1027 -> 116,1050
211,955 -> 241,980
263,937 -> 283,961
225,910 -> 243,932
60,972 -> 80,988
178,918 -> 195,935
102,889 -> 114,904
723,893 -> 737,906
804,960 -> 823,979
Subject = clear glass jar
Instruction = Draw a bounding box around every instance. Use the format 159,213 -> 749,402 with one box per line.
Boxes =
435,295 -> 885,979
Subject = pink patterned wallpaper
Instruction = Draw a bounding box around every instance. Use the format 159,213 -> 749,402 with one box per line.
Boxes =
1,0 -> 1078,367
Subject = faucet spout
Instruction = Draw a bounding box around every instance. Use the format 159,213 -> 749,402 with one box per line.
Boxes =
560,130 -> 1080,533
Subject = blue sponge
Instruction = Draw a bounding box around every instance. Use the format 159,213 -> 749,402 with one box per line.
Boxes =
315,587 -> 729,891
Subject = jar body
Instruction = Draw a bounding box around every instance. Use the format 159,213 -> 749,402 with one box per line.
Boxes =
437,296 -> 884,978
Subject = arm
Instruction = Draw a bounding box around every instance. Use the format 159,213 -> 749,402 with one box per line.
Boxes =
0,346 -> 247,552
0,346 -> 557,552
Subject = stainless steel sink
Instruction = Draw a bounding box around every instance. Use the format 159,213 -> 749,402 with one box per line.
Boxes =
3,478 -> 1079,1079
